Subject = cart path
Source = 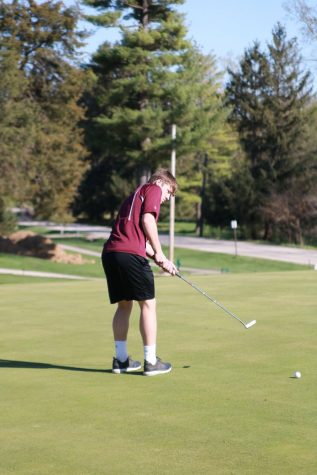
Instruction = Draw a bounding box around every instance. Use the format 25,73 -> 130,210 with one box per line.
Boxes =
0,268 -> 100,280
61,237 -> 317,267
159,235 -> 317,266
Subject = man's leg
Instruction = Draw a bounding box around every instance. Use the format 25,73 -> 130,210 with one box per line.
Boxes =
138,298 -> 172,376
112,300 -> 141,373
113,300 -> 133,342
138,298 -> 157,346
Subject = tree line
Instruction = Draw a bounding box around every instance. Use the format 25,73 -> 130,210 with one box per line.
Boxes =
1,0 -> 316,244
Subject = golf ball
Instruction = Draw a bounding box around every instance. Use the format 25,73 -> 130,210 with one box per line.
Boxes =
293,371 -> 301,379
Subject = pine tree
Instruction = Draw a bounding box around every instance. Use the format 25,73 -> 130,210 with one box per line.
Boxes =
83,0 -> 189,179
225,24 -> 314,240
77,1 -> 229,222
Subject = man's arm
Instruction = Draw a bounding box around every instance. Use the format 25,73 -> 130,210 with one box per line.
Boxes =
145,241 -> 155,259
142,213 -> 177,275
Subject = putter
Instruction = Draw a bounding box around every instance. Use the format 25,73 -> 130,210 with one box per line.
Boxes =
176,273 -> 256,329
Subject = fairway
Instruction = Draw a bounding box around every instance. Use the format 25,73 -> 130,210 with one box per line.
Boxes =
1,271 -> 316,474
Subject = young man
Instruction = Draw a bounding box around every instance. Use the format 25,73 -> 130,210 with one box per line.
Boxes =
102,169 -> 178,376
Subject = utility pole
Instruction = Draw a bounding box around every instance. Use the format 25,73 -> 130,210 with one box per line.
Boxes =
169,124 -> 176,262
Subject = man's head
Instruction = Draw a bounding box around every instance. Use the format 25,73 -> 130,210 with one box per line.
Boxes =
149,168 -> 177,203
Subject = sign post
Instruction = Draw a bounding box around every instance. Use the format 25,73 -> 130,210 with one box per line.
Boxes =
231,220 -> 238,257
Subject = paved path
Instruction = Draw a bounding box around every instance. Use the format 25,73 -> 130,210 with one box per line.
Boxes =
60,244 -> 101,257
73,234 -> 317,267
159,236 -> 317,267
0,268 -> 99,280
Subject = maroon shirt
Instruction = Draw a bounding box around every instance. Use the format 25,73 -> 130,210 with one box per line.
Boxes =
104,183 -> 162,257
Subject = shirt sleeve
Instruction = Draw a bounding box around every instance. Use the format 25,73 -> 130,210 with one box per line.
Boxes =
142,185 -> 162,220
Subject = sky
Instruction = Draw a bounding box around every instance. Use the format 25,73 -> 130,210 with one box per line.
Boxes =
65,0 -> 317,86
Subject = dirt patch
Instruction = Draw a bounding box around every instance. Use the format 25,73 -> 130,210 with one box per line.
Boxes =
0,231 -> 93,264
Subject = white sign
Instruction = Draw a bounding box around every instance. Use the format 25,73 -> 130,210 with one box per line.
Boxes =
231,220 -> 238,229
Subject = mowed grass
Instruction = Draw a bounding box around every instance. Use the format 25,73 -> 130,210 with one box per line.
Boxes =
0,252 -> 104,281
1,271 -> 317,474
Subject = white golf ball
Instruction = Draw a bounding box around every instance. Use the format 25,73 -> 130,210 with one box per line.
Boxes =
293,371 -> 301,379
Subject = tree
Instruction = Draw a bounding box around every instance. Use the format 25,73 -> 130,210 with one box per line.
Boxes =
83,0 -> 189,176
225,24 -> 315,241
0,47 -> 34,205
75,0 -> 190,220
0,0 -> 88,221
76,1 -> 230,222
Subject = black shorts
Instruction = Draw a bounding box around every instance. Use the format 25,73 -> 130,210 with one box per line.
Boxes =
101,251 -> 155,304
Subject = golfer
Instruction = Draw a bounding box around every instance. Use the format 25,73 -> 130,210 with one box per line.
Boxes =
102,169 -> 178,376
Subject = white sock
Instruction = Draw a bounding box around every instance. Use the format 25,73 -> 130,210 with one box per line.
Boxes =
115,341 -> 128,362
144,345 -> 156,365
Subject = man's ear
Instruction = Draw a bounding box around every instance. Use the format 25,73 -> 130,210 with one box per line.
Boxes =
155,179 -> 163,188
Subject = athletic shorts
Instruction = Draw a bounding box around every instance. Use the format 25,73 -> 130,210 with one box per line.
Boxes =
101,251 -> 155,304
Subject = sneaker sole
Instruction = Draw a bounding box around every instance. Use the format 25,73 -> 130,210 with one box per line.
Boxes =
112,364 -> 142,374
143,367 -> 172,376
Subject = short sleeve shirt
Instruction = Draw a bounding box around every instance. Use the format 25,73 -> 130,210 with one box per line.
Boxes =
104,183 -> 162,257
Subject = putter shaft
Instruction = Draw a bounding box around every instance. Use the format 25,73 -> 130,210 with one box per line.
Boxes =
177,273 -> 256,329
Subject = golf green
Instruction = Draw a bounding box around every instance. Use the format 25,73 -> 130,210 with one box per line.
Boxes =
1,271 -> 316,474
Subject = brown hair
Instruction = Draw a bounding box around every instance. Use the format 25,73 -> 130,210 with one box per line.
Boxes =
148,168 -> 178,195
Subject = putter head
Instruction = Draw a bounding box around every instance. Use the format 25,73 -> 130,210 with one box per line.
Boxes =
245,320 -> 256,329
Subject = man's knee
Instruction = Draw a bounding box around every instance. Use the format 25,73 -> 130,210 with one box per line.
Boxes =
118,300 -> 133,311
138,298 -> 156,310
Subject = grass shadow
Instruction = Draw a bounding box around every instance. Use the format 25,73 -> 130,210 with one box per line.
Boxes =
0,358 -> 115,374
0,359 -> 190,375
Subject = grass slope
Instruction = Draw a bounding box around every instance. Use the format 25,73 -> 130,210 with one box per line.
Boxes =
1,271 -> 316,474
0,252 -> 104,281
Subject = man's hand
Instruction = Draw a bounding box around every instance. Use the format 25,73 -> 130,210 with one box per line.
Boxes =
159,257 -> 178,276
153,250 -> 166,266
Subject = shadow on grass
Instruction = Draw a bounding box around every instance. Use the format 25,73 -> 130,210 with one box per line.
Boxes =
0,358 -> 140,375
0,359 -> 191,375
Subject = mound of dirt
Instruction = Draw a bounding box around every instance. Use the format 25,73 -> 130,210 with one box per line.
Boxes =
0,231 -> 90,265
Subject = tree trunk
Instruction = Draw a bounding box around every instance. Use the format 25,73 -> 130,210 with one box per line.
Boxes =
142,0 -> 149,30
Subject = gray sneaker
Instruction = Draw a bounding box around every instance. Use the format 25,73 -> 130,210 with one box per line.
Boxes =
112,356 -> 142,374
143,357 -> 172,376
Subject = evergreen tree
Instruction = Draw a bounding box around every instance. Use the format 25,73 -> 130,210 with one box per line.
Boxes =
83,0 -> 189,178
77,1 -> 229,222
225,24 -> 314,240
0,0 -> 88,221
